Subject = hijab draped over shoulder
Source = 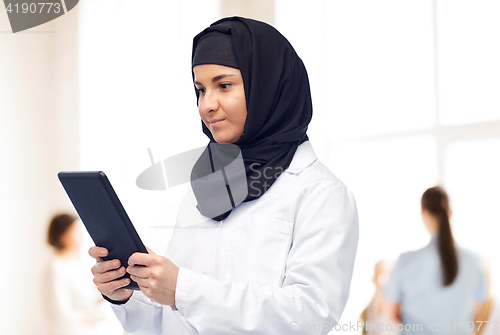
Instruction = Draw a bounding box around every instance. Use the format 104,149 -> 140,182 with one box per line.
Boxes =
191,16 -> 313,221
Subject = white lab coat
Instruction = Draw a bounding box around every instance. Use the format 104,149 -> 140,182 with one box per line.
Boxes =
110,141 -> 359,334
43,252 -> 105,335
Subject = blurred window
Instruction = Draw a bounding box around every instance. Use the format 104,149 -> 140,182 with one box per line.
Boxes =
275,0 -> 500,330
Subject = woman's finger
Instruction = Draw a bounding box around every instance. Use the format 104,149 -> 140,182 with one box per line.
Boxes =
94,266 -> 126,284
89,246 -> 108,260
98,278 -> 131,294
93,259 -> 121,274
128,252 -> 155,267
130,274 -> 149,288
127,265 -> 149,279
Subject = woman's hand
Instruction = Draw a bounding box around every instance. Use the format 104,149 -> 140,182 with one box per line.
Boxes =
127,247 -> 179,306
89,246 -> 133,302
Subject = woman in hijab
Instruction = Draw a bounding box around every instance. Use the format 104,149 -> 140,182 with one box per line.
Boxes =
89,17 -> 359,334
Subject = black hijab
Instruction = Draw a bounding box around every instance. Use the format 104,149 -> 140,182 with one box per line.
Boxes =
191,17 -> 313,221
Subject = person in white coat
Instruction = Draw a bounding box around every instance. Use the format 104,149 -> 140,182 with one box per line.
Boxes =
44,213 -> 105,335
89,17 -> 359,334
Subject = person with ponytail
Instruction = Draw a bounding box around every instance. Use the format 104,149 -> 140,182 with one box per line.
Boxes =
87,17 -> 359,334
382,186 -> 488,335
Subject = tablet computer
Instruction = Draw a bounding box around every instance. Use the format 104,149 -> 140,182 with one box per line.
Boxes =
58,171 -> 147,290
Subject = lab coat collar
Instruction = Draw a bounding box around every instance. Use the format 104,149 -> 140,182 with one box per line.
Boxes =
283,141 -> 318,175
179,141 -> 318,228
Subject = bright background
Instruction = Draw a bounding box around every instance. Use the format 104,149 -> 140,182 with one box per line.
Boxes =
1,0 -> 499,334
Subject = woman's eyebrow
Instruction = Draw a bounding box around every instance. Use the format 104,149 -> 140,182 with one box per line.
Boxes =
194,74 -> 236,86
211,74 -> 235,82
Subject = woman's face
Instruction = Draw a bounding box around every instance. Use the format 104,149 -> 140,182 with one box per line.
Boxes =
61,221 -> 83,252
193,64 -> 247,144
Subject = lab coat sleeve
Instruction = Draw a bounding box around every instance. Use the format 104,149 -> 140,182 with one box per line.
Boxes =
109,290 -> 164,335
174,180 -> 359,334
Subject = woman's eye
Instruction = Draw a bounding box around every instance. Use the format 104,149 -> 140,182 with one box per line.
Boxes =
220,83 -> 232,89
195,87 -> 206,94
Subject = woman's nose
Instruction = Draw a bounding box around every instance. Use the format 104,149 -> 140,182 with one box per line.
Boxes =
200,90 -> 219,115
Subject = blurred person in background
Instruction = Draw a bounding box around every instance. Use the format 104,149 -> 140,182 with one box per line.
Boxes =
360,260 -> 399,335
382,186 -> 488,335
43,213 -> 105,335
476,296 -> 499,335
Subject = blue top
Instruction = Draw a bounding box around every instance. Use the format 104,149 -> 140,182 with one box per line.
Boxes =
384,234 -> 488,335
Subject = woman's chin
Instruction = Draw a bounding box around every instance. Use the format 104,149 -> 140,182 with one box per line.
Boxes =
212,134 -> 238,144
214,139 -> 235,144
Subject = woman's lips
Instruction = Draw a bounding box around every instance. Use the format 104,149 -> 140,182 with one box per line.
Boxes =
209,119 -> 224,127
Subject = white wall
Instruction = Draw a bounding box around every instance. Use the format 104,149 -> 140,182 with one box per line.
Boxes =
0,6 -> 79,334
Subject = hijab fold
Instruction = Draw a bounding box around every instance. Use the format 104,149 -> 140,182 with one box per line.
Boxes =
191,17 -> 313,221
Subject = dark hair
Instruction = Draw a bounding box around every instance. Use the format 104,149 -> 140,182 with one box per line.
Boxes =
47,213 -> 77,250
421,186 -> 458,286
